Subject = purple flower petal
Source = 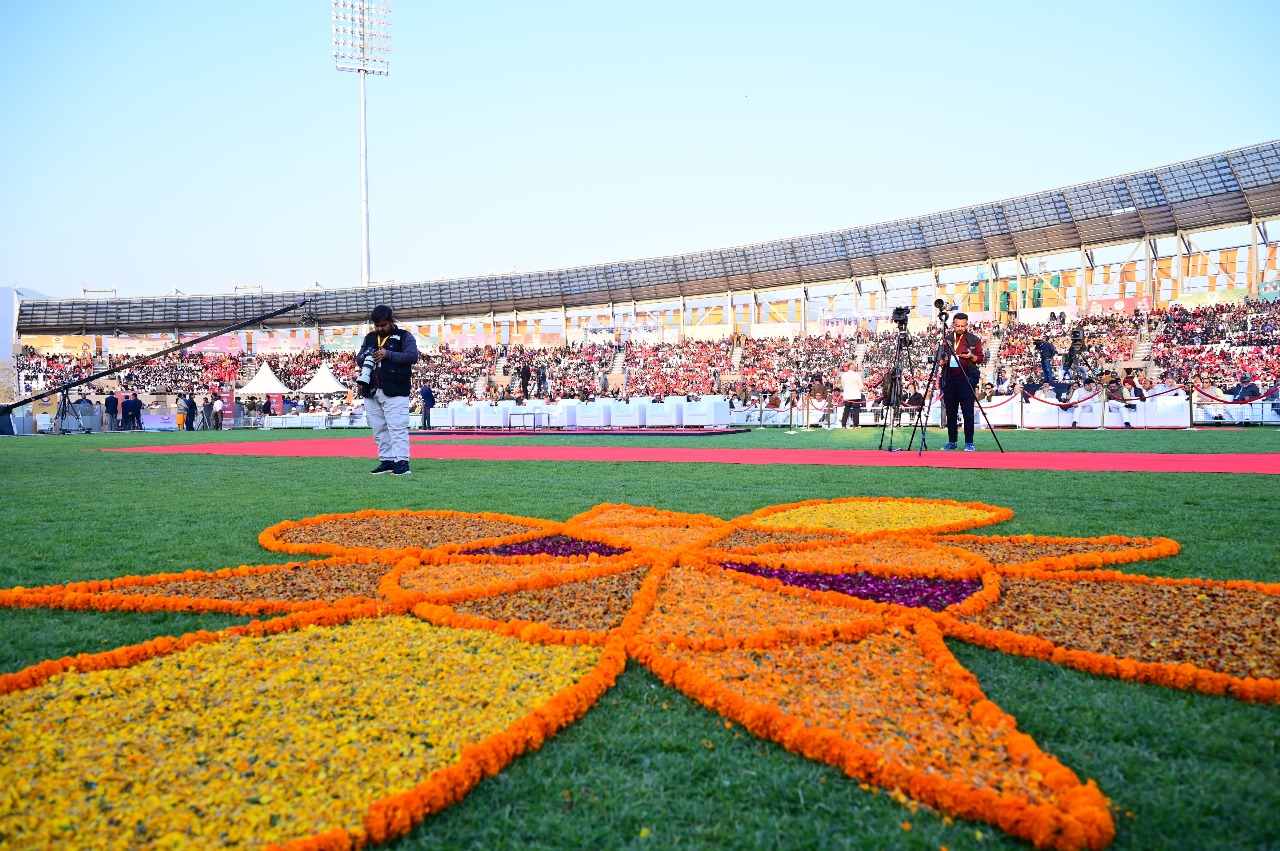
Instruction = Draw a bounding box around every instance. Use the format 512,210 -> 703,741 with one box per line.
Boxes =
720,561 -> 980,612
464,535 -> 629,558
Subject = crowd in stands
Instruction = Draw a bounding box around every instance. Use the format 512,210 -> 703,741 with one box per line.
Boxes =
501,343 -> 616,399
623,340 -> 733,397
14,300 -> 1279,411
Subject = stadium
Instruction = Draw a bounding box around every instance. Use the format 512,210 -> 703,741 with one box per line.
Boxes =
1,3 -> 1277,851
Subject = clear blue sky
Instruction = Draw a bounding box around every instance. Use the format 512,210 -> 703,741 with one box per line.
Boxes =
1,0 -> 1275,300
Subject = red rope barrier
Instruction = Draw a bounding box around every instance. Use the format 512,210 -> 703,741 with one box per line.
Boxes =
1192,386 -> 1272,405
1023,391 -> 1103,410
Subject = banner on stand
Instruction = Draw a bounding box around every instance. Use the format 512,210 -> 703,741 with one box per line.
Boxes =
1084,297 -> 1152,317
106,338 -> 172,357
1170,290 -> 1248,309
19,335 -> 97,355
253,337 -> 313,355
181,334 -> 245,356
320,333 -> 360,353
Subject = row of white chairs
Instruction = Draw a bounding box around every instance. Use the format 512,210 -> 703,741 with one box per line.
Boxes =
261,414 -> 368,430
425,397 -> 734,429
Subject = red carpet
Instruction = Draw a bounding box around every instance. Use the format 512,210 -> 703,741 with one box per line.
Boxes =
106,437 -> 1280,474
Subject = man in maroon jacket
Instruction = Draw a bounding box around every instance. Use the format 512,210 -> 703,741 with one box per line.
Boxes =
937,312 -> 986,451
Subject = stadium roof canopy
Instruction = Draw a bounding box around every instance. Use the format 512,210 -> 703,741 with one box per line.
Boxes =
18,140 -> 1280,335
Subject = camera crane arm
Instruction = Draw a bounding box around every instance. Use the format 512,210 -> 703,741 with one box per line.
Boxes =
2,299 -> 310,416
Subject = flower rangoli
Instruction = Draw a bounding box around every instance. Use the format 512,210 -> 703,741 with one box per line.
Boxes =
1,497 -> 1277,850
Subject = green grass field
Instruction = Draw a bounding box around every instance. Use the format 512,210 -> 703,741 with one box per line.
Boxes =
1,429 -> 1277,850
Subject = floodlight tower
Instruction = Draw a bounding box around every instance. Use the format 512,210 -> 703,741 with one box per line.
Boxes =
332,1 -> 392,289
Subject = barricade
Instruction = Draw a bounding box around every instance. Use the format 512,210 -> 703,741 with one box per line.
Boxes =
1192,386 -> 1280,425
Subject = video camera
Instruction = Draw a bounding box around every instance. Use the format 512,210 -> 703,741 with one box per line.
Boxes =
891,306 -> 911,328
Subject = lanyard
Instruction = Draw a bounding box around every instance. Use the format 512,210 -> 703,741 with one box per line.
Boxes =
377,334 -> 390,349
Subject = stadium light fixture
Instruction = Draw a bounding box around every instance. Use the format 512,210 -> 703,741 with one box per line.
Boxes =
332,0 -> 392,291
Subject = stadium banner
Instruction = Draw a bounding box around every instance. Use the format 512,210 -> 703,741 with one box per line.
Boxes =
1084,296 -> 1152,317
180,334 -> 245,356
106,337 -> 173,357
509,332 -> 564,348
320,333 -> 361,353
682,324 -> 732,342
812,319 -> 859,338
253,336 -> 314,355
445,332 -> 489,348
1016,307 -> 1077,324
19,334 -> 97,356
1170,290 -> 1249,309
749,322 -> 800,339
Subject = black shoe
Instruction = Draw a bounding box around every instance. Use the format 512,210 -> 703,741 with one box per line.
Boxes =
370,461 -> 396,475
392,461 -> 412,476
1123,422 -> 1133,429
1071,422 -> 1078,428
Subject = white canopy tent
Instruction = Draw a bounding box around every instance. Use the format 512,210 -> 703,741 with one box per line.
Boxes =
237,362 -> 292,396
295,362 -> 348,396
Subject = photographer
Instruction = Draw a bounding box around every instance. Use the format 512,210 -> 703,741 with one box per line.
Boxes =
1035,338 -> 1057,384
936,312 -> 986,451
358,305 -> 420,476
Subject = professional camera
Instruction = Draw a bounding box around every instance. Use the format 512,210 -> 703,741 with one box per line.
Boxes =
355,349 -> 377,397
891,305 -> 911,327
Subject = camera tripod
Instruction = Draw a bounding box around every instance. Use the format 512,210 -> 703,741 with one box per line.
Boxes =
906,302 -> 1006,455
877,322 -> 918,451
1061,343 -> 1099,382
54,386 -> 90,434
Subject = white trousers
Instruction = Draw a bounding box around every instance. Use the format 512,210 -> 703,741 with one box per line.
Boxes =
365,390 -> 411,462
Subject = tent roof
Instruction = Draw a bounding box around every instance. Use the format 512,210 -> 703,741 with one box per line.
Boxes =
295,362 -> 348,395
238,362 -> 293,395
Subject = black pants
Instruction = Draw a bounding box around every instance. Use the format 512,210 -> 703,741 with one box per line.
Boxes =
841,402 -> 860,427
943,381 -> 976,444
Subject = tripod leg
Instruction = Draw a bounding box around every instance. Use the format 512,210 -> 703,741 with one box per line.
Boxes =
961,377 -> 1006,453
907,351 -> 943,452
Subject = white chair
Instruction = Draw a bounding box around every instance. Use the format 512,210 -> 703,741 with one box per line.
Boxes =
683,399 -> 715,428
428,407 -> 453,428
546,400 -> 577,430
646,401 -> 679,428
449,402 -> 479,428
478,404 -> 505,429
576,402 -> 611,429
611,400 -> 646,428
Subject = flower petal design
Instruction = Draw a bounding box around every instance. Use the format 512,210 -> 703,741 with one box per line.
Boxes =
930,534 -> 1181,572
632,619 -> 1115,851
259,509 -> 554,559
412,568 -> 651,643
568,503 -> 731,550
940,572 -> 1280,703
636,564 -> 877,649
0,494 -> 1246,850
0,612 -> 615,848
0,557 -> 401,618
735,497 -> 1014,537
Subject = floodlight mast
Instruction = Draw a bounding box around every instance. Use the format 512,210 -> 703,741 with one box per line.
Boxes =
332,1 -> 391,290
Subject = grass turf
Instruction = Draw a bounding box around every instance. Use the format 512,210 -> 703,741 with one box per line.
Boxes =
0,430 -> 1276,850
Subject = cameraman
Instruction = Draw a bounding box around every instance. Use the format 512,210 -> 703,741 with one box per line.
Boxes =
358,305 -> 420,476
936,312 -> 986,451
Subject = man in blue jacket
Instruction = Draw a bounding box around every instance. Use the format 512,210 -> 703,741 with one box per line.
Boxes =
103,392 -> 119,431
359,305 -> 420,475
419,383 -> 435,429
